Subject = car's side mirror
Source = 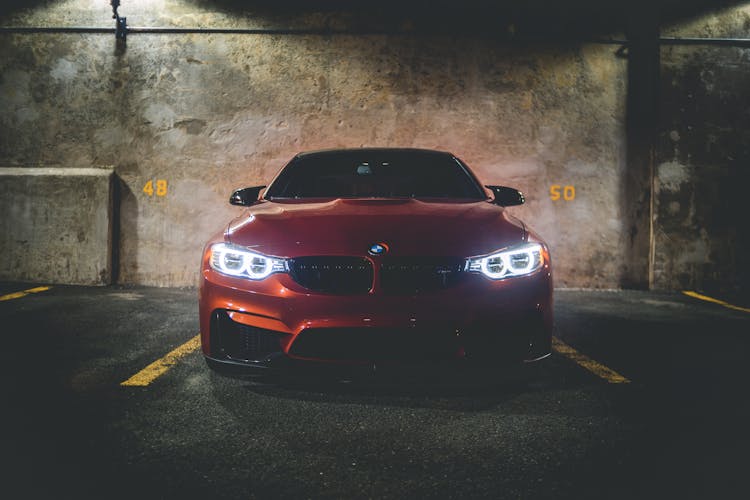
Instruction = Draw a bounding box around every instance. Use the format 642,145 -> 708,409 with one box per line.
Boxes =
485,185 -> 525,207
229,186 -> 266,206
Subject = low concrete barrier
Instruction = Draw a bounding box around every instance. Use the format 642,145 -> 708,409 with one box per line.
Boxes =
0,167 -> 114,285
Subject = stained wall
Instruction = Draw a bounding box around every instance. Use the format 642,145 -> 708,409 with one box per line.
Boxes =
1,1 -> 747,295
655,4 -> 750,296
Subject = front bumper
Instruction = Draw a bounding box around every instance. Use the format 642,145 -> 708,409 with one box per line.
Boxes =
199,260 -> 553,368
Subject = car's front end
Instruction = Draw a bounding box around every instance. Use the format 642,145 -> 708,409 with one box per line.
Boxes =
199,149 -> 553,372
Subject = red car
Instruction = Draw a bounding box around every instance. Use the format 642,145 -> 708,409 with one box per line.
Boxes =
199,148 -> 552,372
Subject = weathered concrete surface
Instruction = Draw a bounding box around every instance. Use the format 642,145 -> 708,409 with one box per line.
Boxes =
0,167 -> 114,285
654,4 -> 750,296
1,1 -> 747,295
0,1 -> 629,287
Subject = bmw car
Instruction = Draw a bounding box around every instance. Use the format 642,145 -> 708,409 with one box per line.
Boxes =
199,148 -> 552,372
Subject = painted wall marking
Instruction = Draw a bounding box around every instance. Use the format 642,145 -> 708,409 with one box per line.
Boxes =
550,185 -> 575,201
143,179 -> 168,197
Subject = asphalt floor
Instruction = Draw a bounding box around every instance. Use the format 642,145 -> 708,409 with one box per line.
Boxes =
1,283 -> 748,499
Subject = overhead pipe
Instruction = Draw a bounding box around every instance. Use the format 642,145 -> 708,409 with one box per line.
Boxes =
0,26 -> 749,48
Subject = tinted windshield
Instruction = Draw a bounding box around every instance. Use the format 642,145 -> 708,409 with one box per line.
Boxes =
265,150 -> 486,200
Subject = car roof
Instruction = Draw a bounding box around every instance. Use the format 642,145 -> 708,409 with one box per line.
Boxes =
294,147 -> 455,160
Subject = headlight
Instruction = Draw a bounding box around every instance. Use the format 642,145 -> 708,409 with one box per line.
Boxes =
467,243 -> 545,280
209,243 -> 287,280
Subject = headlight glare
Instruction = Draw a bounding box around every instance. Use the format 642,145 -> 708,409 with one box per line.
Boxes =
209,243 -> 286,280
468,243 -> 544,280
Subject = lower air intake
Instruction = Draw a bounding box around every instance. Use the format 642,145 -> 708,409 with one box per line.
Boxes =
211,311 -> 289,362
288,327 -> 460,361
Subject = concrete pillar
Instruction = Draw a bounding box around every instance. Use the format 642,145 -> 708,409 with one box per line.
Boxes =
623,3 -> 660,289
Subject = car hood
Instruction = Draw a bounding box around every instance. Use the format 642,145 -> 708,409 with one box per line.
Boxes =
225,198 -> 526,258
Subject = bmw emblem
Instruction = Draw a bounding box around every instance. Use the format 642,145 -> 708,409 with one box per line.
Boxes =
368,243 -> 388,255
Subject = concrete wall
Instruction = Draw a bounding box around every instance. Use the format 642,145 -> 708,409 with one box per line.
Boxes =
0,0 -> 747,295
655,4 -> 750,296
0,0 -> 628,288
0,168 -> 114,285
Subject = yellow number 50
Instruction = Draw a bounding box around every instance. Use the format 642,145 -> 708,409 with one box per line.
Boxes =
550,185 -> 575,201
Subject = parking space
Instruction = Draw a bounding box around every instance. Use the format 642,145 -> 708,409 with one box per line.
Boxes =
2,0 -> 748,497
1,284 -> 747,498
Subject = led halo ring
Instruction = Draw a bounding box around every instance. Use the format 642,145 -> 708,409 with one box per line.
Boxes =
468,242 -> 544,280
209,243 -> 287,280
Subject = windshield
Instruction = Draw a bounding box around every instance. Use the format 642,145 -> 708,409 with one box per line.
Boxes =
265,150 -> 486,200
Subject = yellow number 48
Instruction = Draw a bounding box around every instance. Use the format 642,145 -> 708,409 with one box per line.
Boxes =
143,180 -> 168,197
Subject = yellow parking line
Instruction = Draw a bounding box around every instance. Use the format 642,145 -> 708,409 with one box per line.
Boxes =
552,337 -> 630,384
682,291 -> 750,314
0,286 -> 52,302
120,335 -> 201,387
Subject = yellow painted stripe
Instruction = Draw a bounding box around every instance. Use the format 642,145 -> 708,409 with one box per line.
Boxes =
0,286 -> 52,302
552,337 -> 630,384
682,291 -> 750,314
120,335 -> 201,387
